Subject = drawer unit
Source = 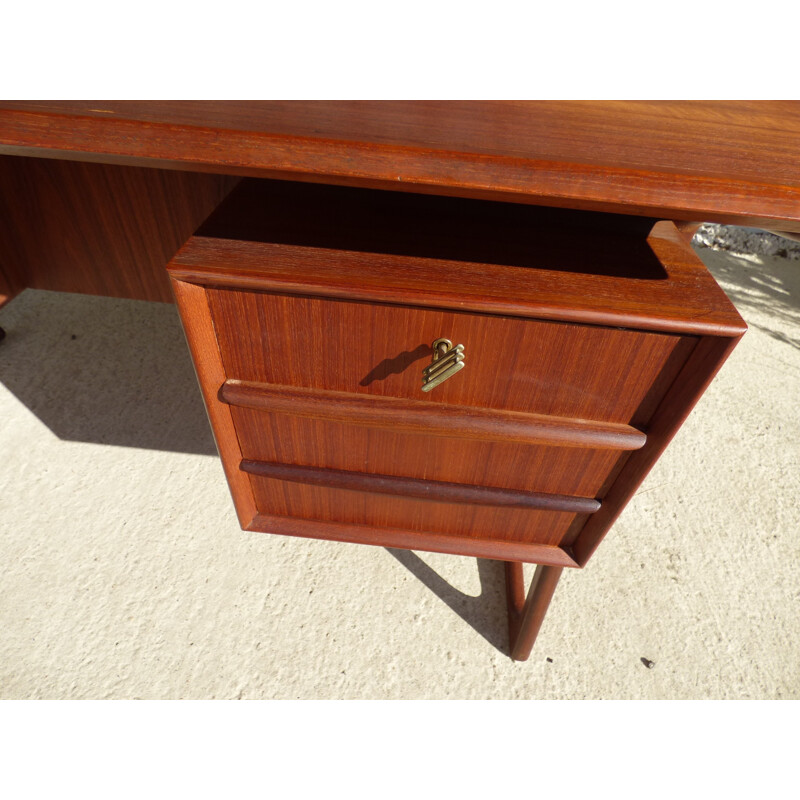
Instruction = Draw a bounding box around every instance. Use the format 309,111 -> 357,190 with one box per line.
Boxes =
168,179 -> 745,573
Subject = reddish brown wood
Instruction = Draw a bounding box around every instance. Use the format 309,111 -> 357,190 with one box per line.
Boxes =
0,155 -> 238,302
505,562 -> 526,629
171,268 -> 590,562
246,513 -> 580,568
169,278 -> 257,529
178,232 -> 741,336
245,470 -> 583,547
0,102 -> 759,660
222,381 -> 647,450
239,459 -> 602,513
173,180 -> 745,337
674,221 -> 703,246
507,564 -> 564,661
167,179 -> 745,577
2,101 -> 800,231
572,334 -> 744,565
231,407 -> 629,498
208,289 -> 698,425
165,171 -> 748,657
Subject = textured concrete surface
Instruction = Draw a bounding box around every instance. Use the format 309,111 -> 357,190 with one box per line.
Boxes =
1,234 -> 798,699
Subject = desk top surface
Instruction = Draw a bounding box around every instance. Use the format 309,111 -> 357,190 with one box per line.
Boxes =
1,100 -> 799,231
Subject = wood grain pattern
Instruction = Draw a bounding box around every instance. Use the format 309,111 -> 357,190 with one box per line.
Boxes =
507,564 -> 564,661
208,290 -> 698,425
174,180 -> 746,336
169,278 -> 257,528
2,101 -> 800,230
1,102 -> 757,658
245,470 -> 584,546
167,176 -> 746,575
571,334 -> 744,565
176,231 -> 743,336
230,408 -> 629,498
221,381 -> 647,450
239,460 -> 602,514
246,513 -> 581,568
171,271 -> 589,563
0,155 -> 238,302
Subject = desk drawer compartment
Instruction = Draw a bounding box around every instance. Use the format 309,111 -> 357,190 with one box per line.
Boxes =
168,178 -> 746,566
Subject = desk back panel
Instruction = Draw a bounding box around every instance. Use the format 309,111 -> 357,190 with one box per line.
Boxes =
0,156 -> 238,303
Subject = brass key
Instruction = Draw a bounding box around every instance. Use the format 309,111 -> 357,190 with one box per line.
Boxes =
421,338 -> 465,392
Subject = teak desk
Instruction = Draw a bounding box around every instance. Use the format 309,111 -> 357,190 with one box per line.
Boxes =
1,101 -> 798,660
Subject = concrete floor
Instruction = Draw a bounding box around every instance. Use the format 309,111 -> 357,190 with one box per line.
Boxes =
1,239 -> 798,699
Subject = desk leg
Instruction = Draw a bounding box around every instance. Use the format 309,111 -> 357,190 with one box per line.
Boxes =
505,561 -> 563,661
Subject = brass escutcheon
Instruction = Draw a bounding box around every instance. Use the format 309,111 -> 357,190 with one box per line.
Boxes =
421,337 -> 465,392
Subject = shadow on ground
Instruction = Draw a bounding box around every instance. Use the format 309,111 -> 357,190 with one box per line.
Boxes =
386,549 -> 511,654
694,242 -> 800,351
3,246 -> 797,454
1,244 -> 797,657
0,289 -> 217,455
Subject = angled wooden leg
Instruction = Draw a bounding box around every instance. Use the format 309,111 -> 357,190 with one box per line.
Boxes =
505,561 -> 563,661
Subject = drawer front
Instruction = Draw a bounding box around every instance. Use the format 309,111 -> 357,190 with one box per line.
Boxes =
207,288 -> 693,425
246,470 -> 588,547
230,407 -> 627,498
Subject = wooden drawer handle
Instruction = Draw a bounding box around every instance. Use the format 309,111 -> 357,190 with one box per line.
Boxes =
240,460 -> 601,514
220,380 -> 647,450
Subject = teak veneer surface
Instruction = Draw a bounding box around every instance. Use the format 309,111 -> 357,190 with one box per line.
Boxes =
220,381 -> 649,450
239,460 -> 602,514
571,334 -> 742,565
2,101 -> 800,231
0,155 -> 238,302
167,178 -> 745,567
245,472 -> 585,546
245,513 -> 581,568
170,279 -> 257,529
173,180 -> 745,336
228,407 -> 630,499
208,291 -> 692,424
0,101 -> 757,655
207,287 -> 686,551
